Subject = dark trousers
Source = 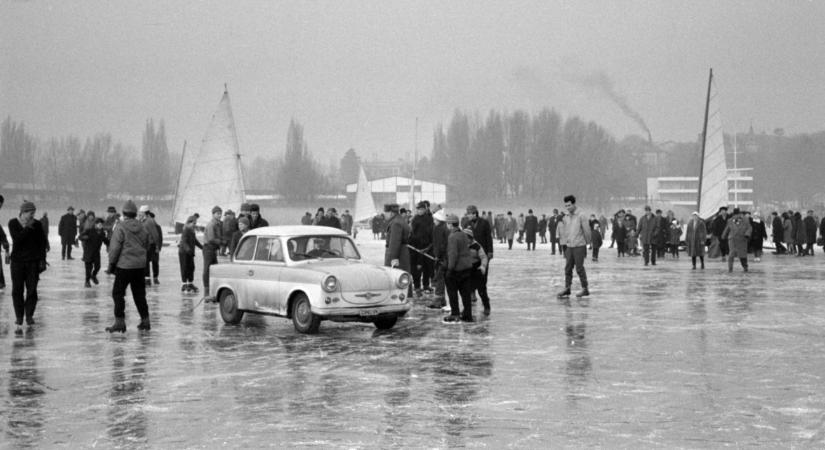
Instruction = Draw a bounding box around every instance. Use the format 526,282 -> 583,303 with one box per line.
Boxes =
61,238 -> 74,259
591,246 -> 600,259
691,256 -> 705,268
11,260 -> 40,324
432,261 -> 446,297
616,241 -> 626,256
84,256 -> 101,281
719,239 -> 729,257
550,239 -> 558,254
773,239 -> 786,254
144,245 -> 159,279
526,240 -> 535,250
643,243 -> 657,265
468,268 -> 490,310
0,258 -> 5,287
446,269 -> 473,318
564,246 -> 588,289
539,232 -> 547,243
410,252 -> 432,290
728,256 -> 748,271
112,268 -> 148,319
507,239 -> 514,250
179,251 -> 195,283
203,245 -> 219,295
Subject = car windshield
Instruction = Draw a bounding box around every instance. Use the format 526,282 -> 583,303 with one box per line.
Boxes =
288,235 -> 361,261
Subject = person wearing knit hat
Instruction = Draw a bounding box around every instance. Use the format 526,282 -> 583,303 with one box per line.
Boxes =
201,204 -> 224,301
8,199 -> 49,333
228,216 -> 250,260
106,198 -> 151,333
426,208 -> 451,310
178,212 -> 203,294
221,208 -> 239,256
248,203 -> 269,229
58,203 -> 79,260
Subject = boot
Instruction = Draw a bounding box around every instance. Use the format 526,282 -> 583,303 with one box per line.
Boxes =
557,288 -> 571,299
106,317 -> 126,333
575,288 -> 590,298
137,317 -> 151,331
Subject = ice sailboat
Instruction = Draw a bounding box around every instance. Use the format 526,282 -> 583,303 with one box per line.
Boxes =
696,68 -> 729,219
352,165 -> 377,223
171,88 -> 247,228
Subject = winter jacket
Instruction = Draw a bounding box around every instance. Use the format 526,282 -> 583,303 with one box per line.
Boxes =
446,228 -> 473,273
142,216 -> 161,248
178,223 -> 202,256
771,215 -> 783,241
669,224 -> 682,246
431,222 -> 449,262
8,218 -> 48,262
384,215 -> 411,272
222,216 -> 239,238
80,227 -> 108,262
504,217 -> 517,240
749,219 -> 767,251
524,214 -> 538,243
803,216 -> 817,244
612,221 -> 627,243
636,214 -> 660,245
685,219 -> 707,257
783,218 -> 794,245
721,217 -> 752,258
468,216 -> 493,259
547,215 -> 560,241
560,207 -> 591,248
409,212 -> 434,252
204,218 -> 223,249
58,213 -> 78,241
108,217 -> 149,270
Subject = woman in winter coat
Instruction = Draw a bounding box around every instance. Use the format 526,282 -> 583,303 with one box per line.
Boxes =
793,211 -> 806,256
685,212 -> 707,269
612,214 -> 628,257
783,212 -> 795,254
747,212 -> 768,262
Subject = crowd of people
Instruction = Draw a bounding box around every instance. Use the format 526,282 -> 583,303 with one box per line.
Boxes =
3,191 -> 824,334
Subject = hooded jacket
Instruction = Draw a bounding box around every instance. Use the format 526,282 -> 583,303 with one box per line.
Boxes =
108,217 -> 149,270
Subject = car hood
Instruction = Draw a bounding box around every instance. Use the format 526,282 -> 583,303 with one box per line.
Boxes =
298,260 -> 397,304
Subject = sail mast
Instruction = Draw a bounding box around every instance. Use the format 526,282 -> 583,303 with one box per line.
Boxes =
171,140 -> 187,226
696,68 -> 713,214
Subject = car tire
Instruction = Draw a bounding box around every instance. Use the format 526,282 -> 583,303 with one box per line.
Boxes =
291,293 -> 320,334
219,289 -> 244,324
373,316 -> 398,330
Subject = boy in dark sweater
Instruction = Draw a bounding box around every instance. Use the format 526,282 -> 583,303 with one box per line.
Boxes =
80,218 -> 109,287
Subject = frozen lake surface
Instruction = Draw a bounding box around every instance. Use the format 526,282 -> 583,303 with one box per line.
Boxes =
1,235 -> 824,448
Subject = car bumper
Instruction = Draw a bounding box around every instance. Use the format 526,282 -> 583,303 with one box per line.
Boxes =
313,302 -> 411,317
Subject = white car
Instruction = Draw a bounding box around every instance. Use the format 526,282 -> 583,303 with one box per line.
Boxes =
210,226 -> 412,333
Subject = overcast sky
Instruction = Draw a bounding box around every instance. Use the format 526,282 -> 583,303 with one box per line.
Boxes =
2,0 -> 823,166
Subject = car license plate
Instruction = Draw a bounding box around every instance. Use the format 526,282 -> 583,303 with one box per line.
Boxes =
359,309 -> 379,317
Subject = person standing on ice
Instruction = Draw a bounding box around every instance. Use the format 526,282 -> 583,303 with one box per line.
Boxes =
106,200 -> 150,332
178,215 -> 202,294
8,200 -> 48,334
557,195 -> 591,299
721,208 -> 752,272
0,194 -> 9,290
138,205 -> 160,286
58,205 -> 78,260
202,206 -> 223,301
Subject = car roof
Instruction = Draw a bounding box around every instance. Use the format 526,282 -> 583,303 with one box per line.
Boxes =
244,225 -> 349,238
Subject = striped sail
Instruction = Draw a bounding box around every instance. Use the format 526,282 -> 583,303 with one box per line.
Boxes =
172,89 -> 246,227
698,70 -> 728,219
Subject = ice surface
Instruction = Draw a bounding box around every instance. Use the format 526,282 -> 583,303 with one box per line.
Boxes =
1,235 -> 824,448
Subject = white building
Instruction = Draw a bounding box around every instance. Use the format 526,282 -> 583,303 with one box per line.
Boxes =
345,176 -> 447,208
647,168 -> 754,215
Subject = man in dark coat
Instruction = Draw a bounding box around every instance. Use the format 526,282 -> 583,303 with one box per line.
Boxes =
803,210 -> 818,256
383,203 -> 412,297
524,209 -> 538,250
636,206 -> 660,266
427,209 -> 450,309
220,210 -> 238,256
0,195 -> 8,289
248,204 -> 269,229
466,205 -> 492,310
58,206 -> 78,260
770,211 -> 786,254
710,207 -> 729,257
548,209 -> 561,255
9,201 -> 49,333
538,214 -> 547,244
409,201 -> 433,296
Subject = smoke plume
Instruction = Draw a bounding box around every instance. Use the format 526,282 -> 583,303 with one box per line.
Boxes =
568,69 -> 652,143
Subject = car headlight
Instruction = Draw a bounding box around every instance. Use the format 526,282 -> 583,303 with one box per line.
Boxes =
322,275 -> 338,293
396,272 -> 411,290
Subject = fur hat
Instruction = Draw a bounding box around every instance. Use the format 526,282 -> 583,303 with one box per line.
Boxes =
107,206 -> 117,213
20,201 -> 36,213
238,217 -> 250,227
212,206 -> 222,214
249,203 -> 260,212
122,200 -> 138,214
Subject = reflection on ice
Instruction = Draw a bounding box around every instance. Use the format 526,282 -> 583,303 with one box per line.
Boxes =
0,237 -> 824,446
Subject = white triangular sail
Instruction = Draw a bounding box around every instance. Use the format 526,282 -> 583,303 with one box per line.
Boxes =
353,165 -> 376,222
698,70 -> 729,219
172,89 -> 246,227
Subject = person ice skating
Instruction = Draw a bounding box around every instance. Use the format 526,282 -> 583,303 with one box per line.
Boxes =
178,215 -> 202,294
106,200 -> 151,332
548,209 -> 561,255
220,210 -> 238,256
721,208 -> 752,272
443,214 -> 474,323
524,209 -> 538,251
202,206 -> 223,301
465,205 -> 493,309
748,212 -> 767,262
668,219 -> 682,258
427,209 -> 450,309
557,195 -> 591,299
504,211 -> 517,250
58,205 -> 78,260
686,212 -> 707,269
590,222 -> 602,262
79,218 -> 109,287
0,194 -> 9,290
637,206 -> 660,266
8,201 -> 49,333
138,205 -> 160,285
409,201 -> 433,298
463,227 -> 490,315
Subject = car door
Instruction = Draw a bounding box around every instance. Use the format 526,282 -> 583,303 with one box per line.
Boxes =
247,236 -> 286,314
230,235 -> 257,309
